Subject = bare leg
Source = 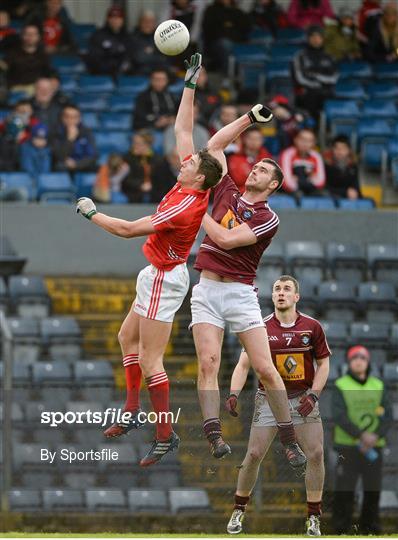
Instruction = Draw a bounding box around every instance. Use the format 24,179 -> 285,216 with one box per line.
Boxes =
138,316 -> 173,377
236,426 -> 277,496
118,301 -> 140,356
295,422 -> 325,502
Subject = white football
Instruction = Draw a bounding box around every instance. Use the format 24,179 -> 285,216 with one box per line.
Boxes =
154,19 -> 190,56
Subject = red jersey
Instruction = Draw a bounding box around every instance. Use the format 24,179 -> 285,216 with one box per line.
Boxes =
258,311 -> 331,398
280,146 -> 325,193
143,182 -> 210,271
194,174 -> 279,285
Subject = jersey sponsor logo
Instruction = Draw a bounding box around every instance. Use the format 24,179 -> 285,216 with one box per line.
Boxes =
220,209 -> 237,230
276,353 -> 305,381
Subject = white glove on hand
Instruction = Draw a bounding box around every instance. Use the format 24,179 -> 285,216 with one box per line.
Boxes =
76,197 -> 97,220
184,53 -> 202,89
248,104 -> 273,124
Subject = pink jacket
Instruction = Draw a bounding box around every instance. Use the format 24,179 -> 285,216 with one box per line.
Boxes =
287,0 -> 335,29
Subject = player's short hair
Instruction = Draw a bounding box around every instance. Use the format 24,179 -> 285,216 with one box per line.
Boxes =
275,275 -> 300,293
198,149 -> 223,190
261,158 -> 284,192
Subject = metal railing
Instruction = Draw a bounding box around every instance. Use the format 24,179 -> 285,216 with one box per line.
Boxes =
0,310 -> 12,512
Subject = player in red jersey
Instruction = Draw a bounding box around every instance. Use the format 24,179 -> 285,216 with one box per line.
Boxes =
76,54 -> 224,466
190,111 -> 307,470
226,276 -> 330,536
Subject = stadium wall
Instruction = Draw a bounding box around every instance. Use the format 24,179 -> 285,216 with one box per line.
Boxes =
3,205 -> 397,276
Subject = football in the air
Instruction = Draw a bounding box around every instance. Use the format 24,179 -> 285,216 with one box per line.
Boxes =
154,19 -> 190,56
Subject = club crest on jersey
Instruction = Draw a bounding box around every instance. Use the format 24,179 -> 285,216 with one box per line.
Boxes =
301,333 -> 311,346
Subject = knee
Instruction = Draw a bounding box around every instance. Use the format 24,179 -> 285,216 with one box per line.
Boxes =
118,327 -> 138,351
256,364 -> 278,385
307,445 -> 324,464
246,447 -> 264,464
198,354 -> 220,378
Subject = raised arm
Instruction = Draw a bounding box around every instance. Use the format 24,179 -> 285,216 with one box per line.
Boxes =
174,53 -> 202,162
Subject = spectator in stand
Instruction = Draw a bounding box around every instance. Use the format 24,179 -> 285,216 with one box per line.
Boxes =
202,0 -> 251,73
120,130 -> 160,203
268,94 -> 311,151
28,0 -> 75,54
151,147 -> 183,202
287,0 -> 335,29
251,0 -> 288,37
0,100 -> 38,170
20,122 -> 51,178
2,24 -> 51,94
86,5 -> 130,78
209,104 -> 239,154
128,11 -> 169,76
324,135 -> 361,200
48,71 -> 70,107
227,126 -> 272,193
280,128 -> 326,197
52,104 -> 97,173
30,77 -> 63,136
2,0 -> 37,21
133,69 -> 176,131
365,2 -> 398,63
93,153 -> 130,203
0,10 -> 18,52
195,66 -> 221,125
324,8 -> 361,61
358,0 -> 382,42
292,25 -> 337,122
163,102 -> 209,156
160,0 -> 196,32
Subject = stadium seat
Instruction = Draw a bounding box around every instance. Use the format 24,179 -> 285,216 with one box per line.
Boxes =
326,242 -> 366,283
111,192 -> 129,204
79,75 -> 115,93
81,112 -> 99,130
384,363 -> 398,382
0,235 -> 27,277
33,428 -> 66,446
75,95 -> 108,112
388,139 -> 398,161
285,241 -> 324,285
300,197 -> 335,210
9,489 -> 42,510
59,74 -> 78,92
257,243 -> 285,295
367,243 -> 398,286
238,63 -> 265,90
337,198 -> 375,210
108,94 -> 135,113
41,316 -> 81,359
367,82 -> 398,99
391,323 -> 398,348
374,62 -> 398,80
360,139 -> 388,170
7,317 -> 41,364
128,489 -> 168,513
37,173 -> 74,201
268,195 -> 297,209
73,360 -> 113,384
350,322 -> 390,348
117,76 -> 149,94
85,489 -> 126,511
32,362 -> 72,384
356,119 -> 393,145
51,55 -> 85,74
275,27 -> 305,44
20,471 -> 58,488
324,99 -> 360,122
14,443 -> 46,468
0,402 -> 24,422
358,282 -> 397,323
296,281 -> 318,316
362,100 -> 398,119
75,172 -> 97,199
169,489 -> 211,513
393,158 -> 398,190
8,275 -> 50,318
232,43 -> 268,62
67,401 -> 102,414
334,81 -> 367,100
42,489 -> 85,511
269,44 -> 300,62
264,61 -> 291,89
0,276 -> 7,312
168,79 -> 185,95
99,112 -> 132,131
318,281 -> 357,322
0,172 -> 36,201
338,61 -> 373,80
380,491 -> 398,510
94,131 -> 130,154
96,443 -> 137,471
319,320 -> 348,347
63,472 -> 98,489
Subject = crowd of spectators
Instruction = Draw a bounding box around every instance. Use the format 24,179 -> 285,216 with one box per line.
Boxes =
1,0 -> 395,204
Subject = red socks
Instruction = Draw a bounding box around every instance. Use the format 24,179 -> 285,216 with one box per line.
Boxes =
307,500 -> 322,517
122,354 -> 141,412
234,494 -> 250,511
146,371 -> 172,441
277,421 -> 296,446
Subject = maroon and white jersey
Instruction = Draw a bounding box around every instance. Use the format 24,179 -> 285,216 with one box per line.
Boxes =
194,174 -> 279,285
259,311 -> 331,398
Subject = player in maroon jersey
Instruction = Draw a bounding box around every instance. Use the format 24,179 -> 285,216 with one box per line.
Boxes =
190,110 -> 307,471
226,276 -> 330,536
76,54 -> 225,466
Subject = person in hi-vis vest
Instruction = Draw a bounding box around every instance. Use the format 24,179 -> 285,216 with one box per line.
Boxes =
332,345 -> 392,535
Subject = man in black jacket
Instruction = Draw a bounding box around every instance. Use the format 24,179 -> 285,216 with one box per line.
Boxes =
133,69 -> 176,131
292,25 -> 338,122
85,5 -> 129,78
128,11 -> 169,76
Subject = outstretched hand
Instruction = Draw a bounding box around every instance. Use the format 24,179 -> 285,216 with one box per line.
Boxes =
248,104 -> 273,124
184,52 -> 202,89
76,197 -> 97,220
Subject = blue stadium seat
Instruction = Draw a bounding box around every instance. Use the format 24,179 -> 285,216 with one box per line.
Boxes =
360,140 -> 388,170
366,82 -> 398,99
388,139 -> 398,161
323,100 -> 360,122
82,112 -> 99,130
350,322 -> 390,347
248,27 -> 273,45
373,63 -> 398,80
232,43 -> 268,62
300,197 -> 335,210
79,75 -> 115,93
41,317 -> 81,341
108,94 -> 135,113
358,281 -> 397,323
392,158 -> 398,189
8,275 -> 50,318
327,242 -> 366,283
269,44 -> 300,62
286,241 -> 324,285
238,64 -> 265,90
362,100 -> 398,119
32,362 -> 72,383
275,27 -> 305,44
338,198 -> 375,210
59,74 -> 78,92
75,95 -> 108,112
265,61 -> 291,84
356,119 -> 393,144
43,489 -> 85,511
168,79 -> 185,95
37,173 -> 74,200
117,76 -> 149,94
319,320 -> 349,347
51,55 -> 85,74
269,195 -> 297,209
0,360 -> 31,383
94,131 -> 130,153
128,489 -> 168,512
99,112 -> 131,131
75,172 -> 96,198
111,192 -> 129,204
7,90 -> 30,105
318,281 -> 358,322
338,61 -> 373,80
71,23 -> 97,52
0,172 -> 36,200
367,243 -> 398,286
73,360 -> 113,383
334,81 -> 366,100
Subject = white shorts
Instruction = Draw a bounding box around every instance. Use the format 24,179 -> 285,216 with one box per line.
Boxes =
190,277 -> 264,333
252,390 -> 321,428
134,263 -> 189,323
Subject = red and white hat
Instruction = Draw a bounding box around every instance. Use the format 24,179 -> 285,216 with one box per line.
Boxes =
347,345 -> 370,361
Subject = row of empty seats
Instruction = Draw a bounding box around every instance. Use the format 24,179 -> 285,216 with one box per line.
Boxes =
0,360 -> 112,382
